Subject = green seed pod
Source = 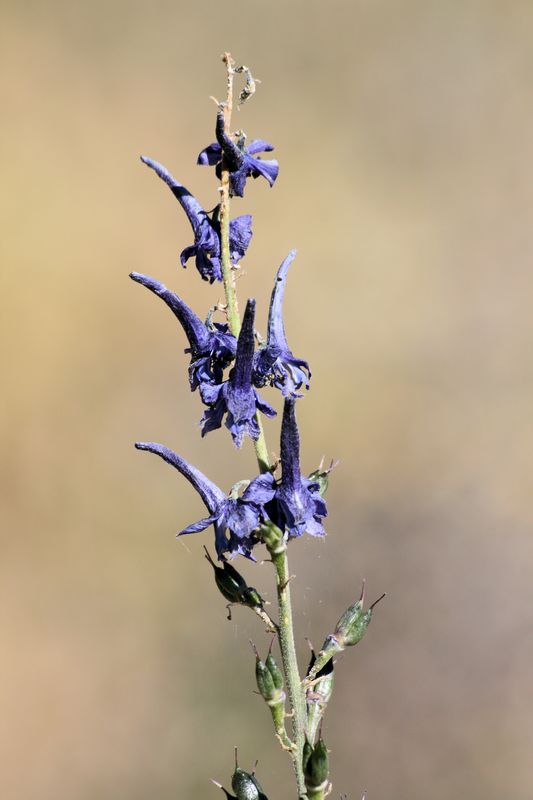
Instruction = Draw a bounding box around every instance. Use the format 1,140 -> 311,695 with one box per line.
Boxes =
307,458 -> 338,497
252,643 -> 285,704
265,650 -> 284,691
302,739 -> 313,773
334,582 -> 385,648
306,583 -> 385,684
255,654 -> 276,701
239,585 -> 264,609
304,737 -> 329,798
204,548 -> 265,610
231,768 -> 268,800
251,642 -> 289,748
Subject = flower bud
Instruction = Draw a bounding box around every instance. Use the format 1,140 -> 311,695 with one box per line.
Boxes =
303,737 -> 329,799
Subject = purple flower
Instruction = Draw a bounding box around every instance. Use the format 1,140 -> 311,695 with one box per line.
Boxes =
197,110 -> 279,198
200,299 -> 276,446
130,272 -> 236,393
274,399 -> 327,538
253,250 -> 311,398
141,156 -> 253,282
134,442 -> 275,559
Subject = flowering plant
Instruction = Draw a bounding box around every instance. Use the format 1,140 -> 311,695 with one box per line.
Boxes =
133,53 -> 384,800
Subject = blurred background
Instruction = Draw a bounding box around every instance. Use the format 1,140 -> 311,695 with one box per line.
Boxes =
2,1 -> 533,798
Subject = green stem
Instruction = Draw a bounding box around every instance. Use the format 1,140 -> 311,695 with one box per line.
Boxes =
269,539 -> 308,799
218,52 -> 270,474
218,53 -> 306,798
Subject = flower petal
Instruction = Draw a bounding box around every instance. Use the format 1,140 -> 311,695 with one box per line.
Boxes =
179,514 -> 217,535
231,299 -> 256,392
243,472 -> 277,505
129,272 -> 211,354
229,214 -> 253,263
249,156 -> 279,187
267,250 -> 297,352
195,247 -> 222,283
141,156 -> 207,237
197,142 -> 222,166
247,139 -> 275,155
280,398 -> 301,487
254,390 -> 277,419
134,442 -> 225,512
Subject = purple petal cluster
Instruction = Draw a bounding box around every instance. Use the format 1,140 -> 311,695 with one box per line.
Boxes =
253,251 -> 311,398
200,299 -> 276,446
134,399 -> 327,560
274,399 -> 327,538
135,442 -> 273,560
197,110 -> 279,198
141,156 -> 252,282
130,272 -> 236,392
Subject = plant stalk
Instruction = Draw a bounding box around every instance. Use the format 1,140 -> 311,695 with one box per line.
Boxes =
269,540 -> 308,799
218,52 -> 270,474
218,53 -> 307,798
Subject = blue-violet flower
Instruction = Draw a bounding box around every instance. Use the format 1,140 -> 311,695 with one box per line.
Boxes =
197,110 -> 279,198
274,398 -> 327,538
253,250 -> 311,398
134,442 -> 274,559
141,155 -> 253,282
200,299 -> 276,446
130,272 -> 236,393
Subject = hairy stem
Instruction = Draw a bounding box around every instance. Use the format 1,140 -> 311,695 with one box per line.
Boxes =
218,52 -> 270,474
219,53 -> 241,337
269,539 -> 308,799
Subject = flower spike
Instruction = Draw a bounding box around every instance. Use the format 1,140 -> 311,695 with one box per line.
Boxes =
141,156 -> 253,281
253,250 -> 311,397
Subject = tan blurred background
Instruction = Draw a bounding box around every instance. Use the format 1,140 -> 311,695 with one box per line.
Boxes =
2,1 -> 533,798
